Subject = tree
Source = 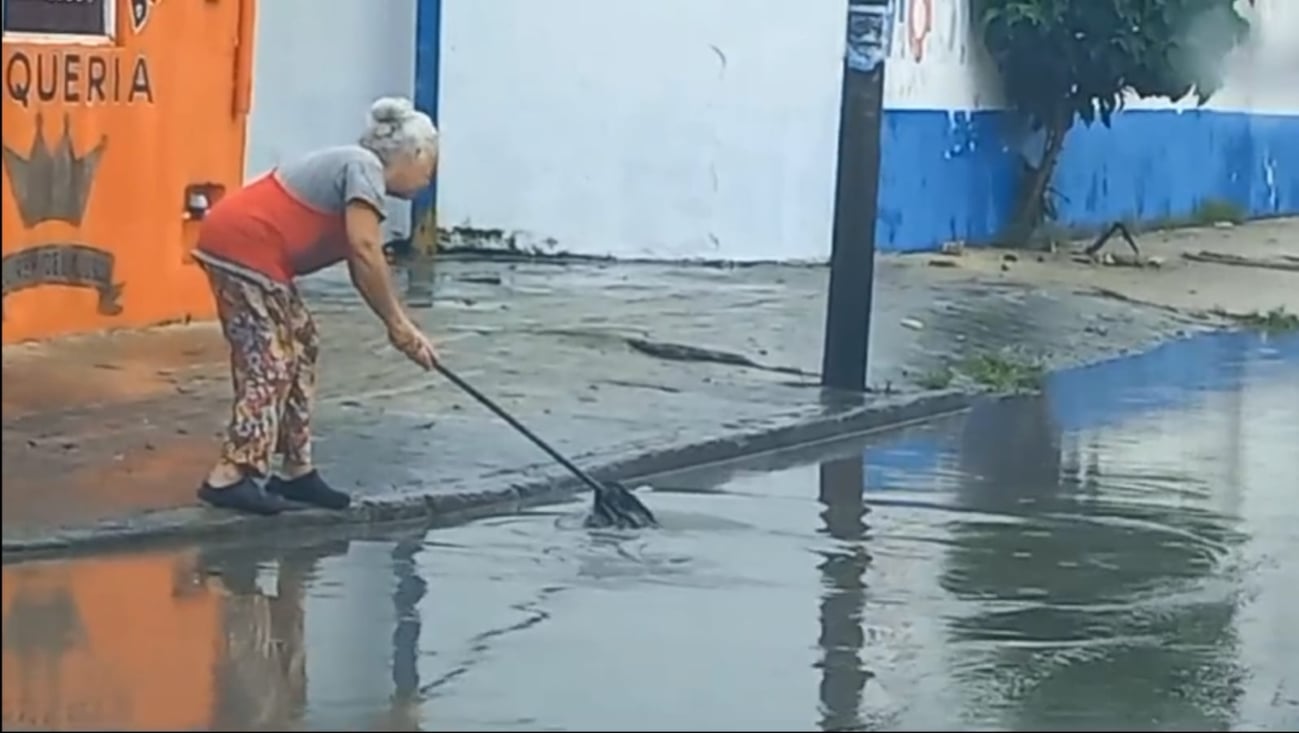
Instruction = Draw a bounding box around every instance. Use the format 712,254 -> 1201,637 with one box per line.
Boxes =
972,0 -> 1251,247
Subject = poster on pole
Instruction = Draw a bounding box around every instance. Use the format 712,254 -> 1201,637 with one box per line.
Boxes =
845,1 -> 893,74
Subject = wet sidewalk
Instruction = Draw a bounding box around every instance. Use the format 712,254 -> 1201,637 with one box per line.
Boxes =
4,218 -> 1296,555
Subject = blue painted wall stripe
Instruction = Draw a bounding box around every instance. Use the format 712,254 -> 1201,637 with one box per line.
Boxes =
876,108 -> 1299,252
412,0 -> 442,233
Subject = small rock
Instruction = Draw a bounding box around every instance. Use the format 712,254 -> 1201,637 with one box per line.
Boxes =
1036,255 -> 1046,263
901,317 -> 925,331
928,258 -> 959,268
1002,252 -> 1019,262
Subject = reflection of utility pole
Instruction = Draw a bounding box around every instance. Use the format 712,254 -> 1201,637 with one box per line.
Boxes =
383,538 -> 427,731
821,0 -> 890,391
1225,345 -> 1245,515
817,454 -> 871,731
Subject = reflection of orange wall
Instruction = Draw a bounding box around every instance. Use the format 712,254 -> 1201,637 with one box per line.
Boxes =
1,0 -> 256,344
0,552 -> 220,731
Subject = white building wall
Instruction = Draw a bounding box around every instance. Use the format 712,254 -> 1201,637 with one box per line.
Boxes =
245,0 -> 419,241
436,0 -> 845,262
434,0 -> 1298,259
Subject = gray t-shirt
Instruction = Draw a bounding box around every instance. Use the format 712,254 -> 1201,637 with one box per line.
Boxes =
276,145 -> 388,219
194,145 -> 390,286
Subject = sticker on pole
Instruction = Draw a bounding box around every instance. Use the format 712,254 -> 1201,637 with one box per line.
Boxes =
845,1 -> 893,74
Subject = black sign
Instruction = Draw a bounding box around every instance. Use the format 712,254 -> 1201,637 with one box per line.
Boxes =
4,0 -> 108,36
2,244 -> 124,316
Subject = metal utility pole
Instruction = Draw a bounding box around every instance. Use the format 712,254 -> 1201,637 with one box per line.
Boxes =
821,0 -> 890,392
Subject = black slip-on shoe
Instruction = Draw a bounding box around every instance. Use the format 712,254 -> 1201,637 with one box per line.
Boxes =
266,470 -> 352,511
197,476 -> 294,516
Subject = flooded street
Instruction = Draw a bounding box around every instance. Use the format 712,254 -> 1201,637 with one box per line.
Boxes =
4,330 -> 1298,731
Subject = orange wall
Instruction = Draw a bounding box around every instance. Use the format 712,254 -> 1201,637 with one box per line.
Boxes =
1,0 -> 255,344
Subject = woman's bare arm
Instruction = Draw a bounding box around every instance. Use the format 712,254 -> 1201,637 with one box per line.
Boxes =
343,200 -> 408,331
343,201 -> 437,368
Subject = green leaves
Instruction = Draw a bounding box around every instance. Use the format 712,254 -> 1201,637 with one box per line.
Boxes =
974,0 -> 1250,131
977,0 -> 1251,247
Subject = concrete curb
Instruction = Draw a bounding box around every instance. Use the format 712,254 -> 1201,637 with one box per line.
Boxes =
2,388 -> 975,563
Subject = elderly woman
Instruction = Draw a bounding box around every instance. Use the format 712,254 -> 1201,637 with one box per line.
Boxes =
191,97 -> 439,515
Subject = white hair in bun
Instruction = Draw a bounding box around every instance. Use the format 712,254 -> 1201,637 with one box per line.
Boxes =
359,96 -> 438,164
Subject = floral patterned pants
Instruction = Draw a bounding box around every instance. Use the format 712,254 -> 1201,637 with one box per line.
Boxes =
206,266 -> 319,477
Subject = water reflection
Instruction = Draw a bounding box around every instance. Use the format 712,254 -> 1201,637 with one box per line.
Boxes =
3,550 -> 224,730
0,537 -> 433,731
945,394 -> 1245,731
815,455 -> 870,732
202,542 -> 316,730
387,538 -> 427,730
2,331 -> 1297,731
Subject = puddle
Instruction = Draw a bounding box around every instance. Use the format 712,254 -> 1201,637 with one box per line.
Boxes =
3,331 -> 1297,731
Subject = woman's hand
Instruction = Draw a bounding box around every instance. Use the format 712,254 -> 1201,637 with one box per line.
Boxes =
388,319 -> 439,370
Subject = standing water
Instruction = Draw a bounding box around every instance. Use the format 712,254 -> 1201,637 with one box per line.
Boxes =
3,330 -> 1297,731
